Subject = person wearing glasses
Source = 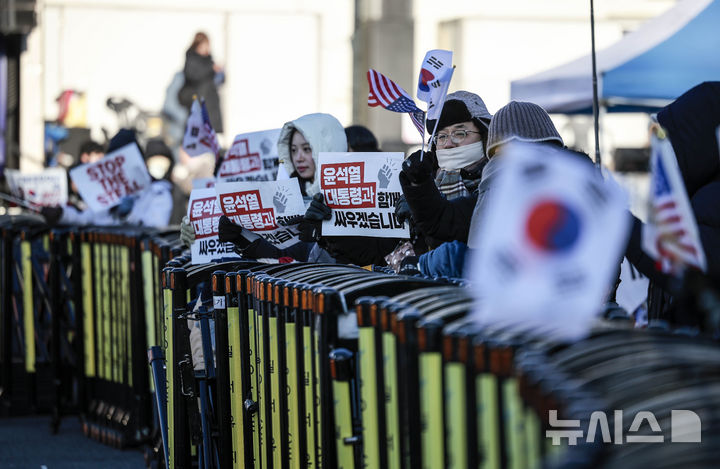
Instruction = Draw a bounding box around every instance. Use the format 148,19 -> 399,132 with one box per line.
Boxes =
386,91 -> 492,271
397,100 -> 564,277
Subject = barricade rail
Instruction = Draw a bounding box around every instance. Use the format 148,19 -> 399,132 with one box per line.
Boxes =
0,214 -> 182,446
2,213 -> 719,468
154,260 -> 720,469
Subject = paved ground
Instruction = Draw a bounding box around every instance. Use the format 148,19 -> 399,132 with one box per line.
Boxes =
0,416 -> 146,468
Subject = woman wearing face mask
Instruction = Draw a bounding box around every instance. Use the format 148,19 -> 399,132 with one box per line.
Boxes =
386,91 -> 492,271
41,129 -> 175,228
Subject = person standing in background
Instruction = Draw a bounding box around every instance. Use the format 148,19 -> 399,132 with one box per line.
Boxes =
178,32 -> 224,133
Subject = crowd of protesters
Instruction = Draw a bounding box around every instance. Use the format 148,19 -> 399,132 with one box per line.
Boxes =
14,30 -> 719,332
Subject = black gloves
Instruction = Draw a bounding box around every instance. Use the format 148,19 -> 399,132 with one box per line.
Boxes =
395,195 -> 412,225
400,149 -> 435,185
217,215 -> 260,251
399,255 -> 421,275
40,206 -> 63,226
305,193 -> 332,221
299,193 -> 332,242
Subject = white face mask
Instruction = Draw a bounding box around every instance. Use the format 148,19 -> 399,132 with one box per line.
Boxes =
435,140 -> 486,171
147,156 -> 172,180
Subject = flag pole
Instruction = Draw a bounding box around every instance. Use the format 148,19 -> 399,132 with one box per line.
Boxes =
590,0 -> 602,168
421,66 -> 456,162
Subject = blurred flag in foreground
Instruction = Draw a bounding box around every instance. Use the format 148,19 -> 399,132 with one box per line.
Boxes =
183,97 -> 220,158
468,143 -> 629,342
416,49 -> 454,121
367,68 -> 425,137
642,134 -> 706,275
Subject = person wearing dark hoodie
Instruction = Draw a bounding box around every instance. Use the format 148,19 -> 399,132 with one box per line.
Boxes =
624,81 -> 720,328
402,101 -> 565,277
178,32 -> 224,133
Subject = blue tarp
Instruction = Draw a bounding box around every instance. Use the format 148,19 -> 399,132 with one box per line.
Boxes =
511,0 -> 720,113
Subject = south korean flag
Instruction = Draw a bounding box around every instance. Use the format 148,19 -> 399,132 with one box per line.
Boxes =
467,142 -> 630,342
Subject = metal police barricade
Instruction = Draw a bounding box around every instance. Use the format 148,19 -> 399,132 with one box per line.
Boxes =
0,215 -> 55,416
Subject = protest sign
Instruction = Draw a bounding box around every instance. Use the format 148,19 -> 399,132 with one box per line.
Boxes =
5,167 -> 68,207
318,152 -> 408,238
192,178 -> 216,189
216,129 -> 281,182
187,188 -> 240,264
468,142 -> 629,342
215,179 -> 305,249
69,142 -> 151,212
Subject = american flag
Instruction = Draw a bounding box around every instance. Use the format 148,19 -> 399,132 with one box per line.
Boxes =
643,137 -> 706,274
367,69 -> 425,137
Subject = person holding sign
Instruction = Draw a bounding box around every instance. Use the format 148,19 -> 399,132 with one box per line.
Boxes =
42,129 -> 174,228
211,113 -> 348,261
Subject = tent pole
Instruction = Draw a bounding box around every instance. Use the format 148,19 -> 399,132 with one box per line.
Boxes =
590,0 -> 601,168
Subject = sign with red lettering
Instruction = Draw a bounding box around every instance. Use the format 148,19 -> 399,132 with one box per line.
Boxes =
5,168 -> 68,207
187,188 -> 240,264
319,152 -> 408,238
69,142 -> 151,211
215,179 -> 306,249
216,129 -> 281,182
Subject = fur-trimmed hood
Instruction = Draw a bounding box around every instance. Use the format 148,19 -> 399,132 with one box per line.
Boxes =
277,113 -> 347,197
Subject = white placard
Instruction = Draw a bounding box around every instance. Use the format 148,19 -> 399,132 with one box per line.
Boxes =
468,142 -> 630,342
217,129 -> 281,182
187,188 -> 240,265
213,296 -> 226,309
5,168 -> 68,207
318,152 -> 408,238
69,143 -> 151,212
192,178 -> 216,189
215,179 -> 306,249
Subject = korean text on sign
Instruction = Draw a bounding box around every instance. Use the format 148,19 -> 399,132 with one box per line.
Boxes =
220,190 -> 277,231
318,152 -> 408,238
321,162 -> 376,208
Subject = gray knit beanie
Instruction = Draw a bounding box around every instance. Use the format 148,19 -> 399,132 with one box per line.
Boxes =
486,101 -> 563,156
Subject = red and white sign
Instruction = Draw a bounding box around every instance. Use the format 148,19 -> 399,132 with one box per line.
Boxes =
319,152 -> 408,238
215,179 -> 306,249
187,188 -> 240,264
217,129 -> 281,182
5,168 -> 68,207
69,142 -> 151,211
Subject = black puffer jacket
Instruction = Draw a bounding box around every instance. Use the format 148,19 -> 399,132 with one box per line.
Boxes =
180,49 -> 223,133
401,178 -> 477,245
625,81 -> 720,325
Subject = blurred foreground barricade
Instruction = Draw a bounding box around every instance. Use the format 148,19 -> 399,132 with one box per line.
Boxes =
2,213 -> 720,468
156,258 -> 720,469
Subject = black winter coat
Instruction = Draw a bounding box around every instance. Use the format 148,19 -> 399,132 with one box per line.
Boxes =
179,49 -> 223,133
624,81 -> 720,326
400,176 -> 477,245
